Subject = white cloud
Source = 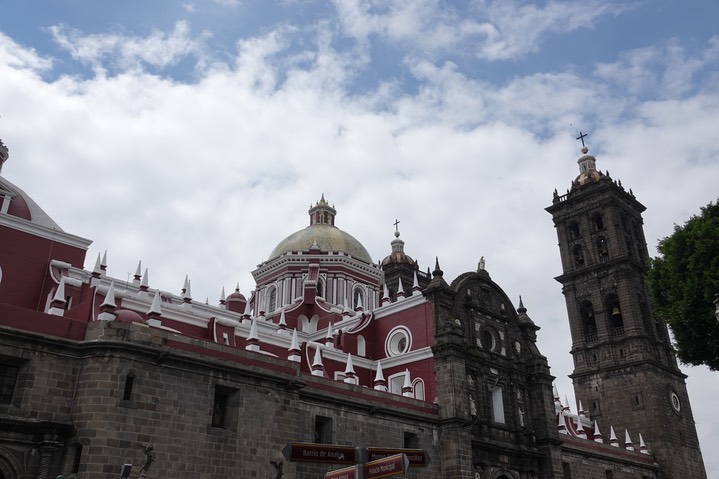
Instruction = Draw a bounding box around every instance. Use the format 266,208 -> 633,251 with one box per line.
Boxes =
594,36 -> 719,99
47,21 -> 211,73
332,0 -> 622,60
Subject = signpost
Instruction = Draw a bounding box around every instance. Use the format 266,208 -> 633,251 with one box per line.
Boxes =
284,442 -> 427,478
282,442 -> 359,465
366,448 -> 431,468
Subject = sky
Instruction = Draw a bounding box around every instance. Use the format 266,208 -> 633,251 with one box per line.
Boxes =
1,0 -> 718,474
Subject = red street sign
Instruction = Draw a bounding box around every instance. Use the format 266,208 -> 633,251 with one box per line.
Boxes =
324,465 -> 359,479
366,448 -> 431,467
362,453 -> 409,479
282,443 -> 358,465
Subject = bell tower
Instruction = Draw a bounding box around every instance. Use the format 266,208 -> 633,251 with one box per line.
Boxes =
546,141 -> 706,479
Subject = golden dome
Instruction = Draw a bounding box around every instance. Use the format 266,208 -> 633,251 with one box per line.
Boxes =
268,224 -> 372,262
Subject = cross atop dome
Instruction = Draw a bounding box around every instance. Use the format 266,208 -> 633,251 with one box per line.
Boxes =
308,194 -> 336,226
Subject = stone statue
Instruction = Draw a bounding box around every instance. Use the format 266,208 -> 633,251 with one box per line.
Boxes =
270,459 -> 284,479
139,443 -> 156,476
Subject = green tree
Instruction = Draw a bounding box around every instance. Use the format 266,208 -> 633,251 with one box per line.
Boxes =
647,199 -> 719,370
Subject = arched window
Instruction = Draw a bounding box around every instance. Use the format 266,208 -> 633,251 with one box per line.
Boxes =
591,212 -> 604,231
579,301 -> 597,340
356,335 -> 366,356
568,221 -> 580,240
605,294 -> 624,334
267,286 -> 277,313
573,244 -> 585,267
316,278 -> 324,298
412,379 -> 425,401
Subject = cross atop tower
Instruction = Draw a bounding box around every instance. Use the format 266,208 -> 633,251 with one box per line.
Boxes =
394,219 -> 400,233
576,131 -> 589,147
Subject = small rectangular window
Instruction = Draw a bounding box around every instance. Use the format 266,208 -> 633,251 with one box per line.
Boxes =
403,432 -> 419,449
490,386 -> 505,424
122,375 -> 134,401
562,462 -> 572,479
212,386 -> 231,428
0,364 -> 19,404
314,416 -> 332,444
72,444 -> 83,473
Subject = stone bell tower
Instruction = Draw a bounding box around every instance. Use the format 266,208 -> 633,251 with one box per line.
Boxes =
546,140 -> 706,479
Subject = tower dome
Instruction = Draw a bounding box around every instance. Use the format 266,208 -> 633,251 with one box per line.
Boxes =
267,195 -> 372,263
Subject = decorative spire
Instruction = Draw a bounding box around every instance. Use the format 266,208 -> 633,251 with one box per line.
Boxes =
92,253 -> 102,277
140,268 -> 149,293
639,433 -> 649,454
219,286 -> 226,305
355,293 -> 364,311
412,270 -> 421,295
344,353 -> 357,384
48,277 -> 67,316
576,416 -> 586,438
277,307 -> 288,333
593,421 -> 604,443
101,282 -> 117,308
401,369 -> 413,397
246,319 -> 260,352
288,329 -> 301,363
183,278 -> 192,304
557,412 -> 568,435
311,346 -> 325,376
373,361 -> 387,391
133,261 -> 142,285
382,284 -> 391,305
433,257 -> 443,278
577,399 -> 585,417
624,430 -> 634,451
396,277 -> 406,300
100,250 -> 108,273
609,426 -> 619,447
98,282 -> 118,321
147,291 -> 162,318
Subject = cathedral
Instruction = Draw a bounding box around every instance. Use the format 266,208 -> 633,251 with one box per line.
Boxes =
0,134 -> 707,478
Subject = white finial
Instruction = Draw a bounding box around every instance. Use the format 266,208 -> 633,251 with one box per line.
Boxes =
624,429 -> 634,451
140,268 -> 149,289
133,261 -> 142,284
148,291 -> 162,315
93,253 -> 102,274
345,353 -> 356,375
101,281 -> 117,308
402,369 -> 413,397
593,421 -> 603,443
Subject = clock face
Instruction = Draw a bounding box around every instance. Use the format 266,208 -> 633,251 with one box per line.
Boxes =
670,391 -> 681,413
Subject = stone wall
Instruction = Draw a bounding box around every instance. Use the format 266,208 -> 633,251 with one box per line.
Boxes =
0,320 -> 440,479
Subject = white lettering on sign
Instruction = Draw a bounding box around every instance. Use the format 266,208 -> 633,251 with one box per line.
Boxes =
368,462 -> 397,475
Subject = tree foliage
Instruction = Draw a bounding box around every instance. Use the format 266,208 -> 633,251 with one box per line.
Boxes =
647,199 -> 719,370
